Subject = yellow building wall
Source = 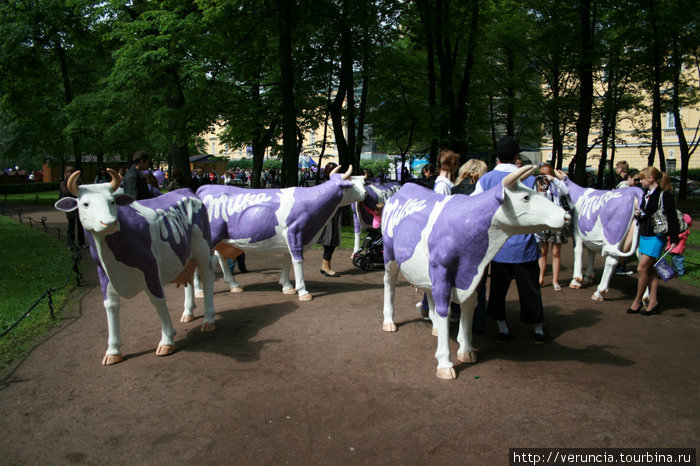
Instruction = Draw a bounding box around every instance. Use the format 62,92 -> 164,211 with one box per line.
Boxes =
540,69 -> 700,173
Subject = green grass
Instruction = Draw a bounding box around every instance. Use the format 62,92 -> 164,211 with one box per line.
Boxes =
1,191 -> 61,206
312,225 -> 357,251
0,215 -> 76,377
677,230 -> 700,287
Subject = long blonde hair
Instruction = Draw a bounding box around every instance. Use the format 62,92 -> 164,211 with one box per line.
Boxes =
456,159 -> 488,186
640,166 -> 672,191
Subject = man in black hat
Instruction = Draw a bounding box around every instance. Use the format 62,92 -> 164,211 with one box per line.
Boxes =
471,135 -> 548,343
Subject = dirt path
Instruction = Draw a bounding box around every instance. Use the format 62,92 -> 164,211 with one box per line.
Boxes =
1,204 -> 699,464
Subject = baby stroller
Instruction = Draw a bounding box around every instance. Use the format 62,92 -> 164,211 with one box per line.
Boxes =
352,228 -> 384,271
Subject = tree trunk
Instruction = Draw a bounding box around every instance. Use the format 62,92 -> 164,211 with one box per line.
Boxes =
573,0 -> 594,185
55,41 -> 82,170
165,69 -> 191,186
670,39 -> 695,199
330,20 -> 354,170
277,0 -> 298,188
355,45 -> 369,173
647,0 -> 665,170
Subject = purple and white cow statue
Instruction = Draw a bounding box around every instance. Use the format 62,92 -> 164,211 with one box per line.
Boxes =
351,179 -> 400,254
556,171 -> 643,301
55,169 -> 216,365
196,165 -> 365,301
381,166 -> 569,379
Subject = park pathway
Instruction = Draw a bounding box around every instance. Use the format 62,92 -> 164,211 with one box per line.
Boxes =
1,202 -> 698,464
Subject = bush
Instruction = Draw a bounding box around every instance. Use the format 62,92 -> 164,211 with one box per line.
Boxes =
360,159 -> 391,177
227,158 -> 253,170
0,183 -> 60,195
670,169 -> 700,180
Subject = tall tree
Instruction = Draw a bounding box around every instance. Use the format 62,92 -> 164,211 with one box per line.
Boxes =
0,0 -> 111,170
572,0 -> 596,185
102,0 -> 214,184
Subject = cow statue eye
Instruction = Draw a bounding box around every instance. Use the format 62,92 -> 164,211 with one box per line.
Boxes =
522,194 -> 529,202
82,201 -> 89,208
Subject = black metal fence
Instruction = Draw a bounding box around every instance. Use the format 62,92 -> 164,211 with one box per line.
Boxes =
0,204 -> 83,338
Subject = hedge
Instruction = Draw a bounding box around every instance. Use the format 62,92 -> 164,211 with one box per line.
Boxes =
0,183 -> 60,195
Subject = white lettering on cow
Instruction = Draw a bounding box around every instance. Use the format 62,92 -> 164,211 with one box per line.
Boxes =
578,190 -> 621,222
203,193 -> 273,222
383,198 -> 427,237
156,198 -> 202,243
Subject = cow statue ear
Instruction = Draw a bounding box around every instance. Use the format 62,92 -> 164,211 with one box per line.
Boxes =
115,194 -> 135,206
55,197 -> 78,212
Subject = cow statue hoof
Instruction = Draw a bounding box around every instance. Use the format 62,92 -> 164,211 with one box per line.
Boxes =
282,288 -> 297,295
569,280 -> 582,289
194,291 -> 204,299
382,322 -> 397,332
436,367 -> 457,380
298,293 -> 313,302
180,313 -> 195,323
156,344 -> 176,356
200,322 -> 215,332
591,291 -> 605,302
230,286 -> 244,294
102,354 -> 123,366
457,351 -> 478,364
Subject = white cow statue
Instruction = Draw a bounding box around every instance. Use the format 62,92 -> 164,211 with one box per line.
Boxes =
195,165 -> 366,301
55,169 -> 216,365
382,166 -> 569,379
555,171 -> 643,301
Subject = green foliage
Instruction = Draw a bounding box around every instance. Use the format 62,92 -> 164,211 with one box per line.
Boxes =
0,0 -> 699,195
227,157 -> 283,171
360,159 -> 391,177
227,158 -> 253,170
677,230 -> 700,287
0,184 -> 60,196
0,216 -> 75,376
670,169 -> 700,181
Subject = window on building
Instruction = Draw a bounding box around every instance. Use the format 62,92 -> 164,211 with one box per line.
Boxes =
665,111 -> 676,129
210,137 -> 217,155
666,158 -> 676,172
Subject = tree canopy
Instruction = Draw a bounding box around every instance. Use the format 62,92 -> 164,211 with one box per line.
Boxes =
0,0 -> 698,190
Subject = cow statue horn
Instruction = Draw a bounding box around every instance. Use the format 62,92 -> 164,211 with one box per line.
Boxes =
502,165 -> 535,189
342,165 -> 353,181
329,165 -> 341,176
106,168 -> 122,192
67,170 -> 81,196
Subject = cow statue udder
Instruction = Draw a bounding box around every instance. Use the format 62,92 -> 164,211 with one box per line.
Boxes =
55,169 -> 216,365
557,171 -> 643,301
381,166 -> 569,379
196,165 -> 366,301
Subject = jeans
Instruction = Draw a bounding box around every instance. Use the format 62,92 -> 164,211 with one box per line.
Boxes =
671,253 -> 685,276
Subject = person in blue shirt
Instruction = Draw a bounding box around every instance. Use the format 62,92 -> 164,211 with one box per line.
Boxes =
471,136 -> 548,343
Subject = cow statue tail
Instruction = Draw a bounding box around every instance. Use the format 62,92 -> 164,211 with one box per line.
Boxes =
601,218 -> 640,258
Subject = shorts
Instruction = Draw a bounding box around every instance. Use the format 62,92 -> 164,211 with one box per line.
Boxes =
639,235 -> 664,259
535,225 -> 569,246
